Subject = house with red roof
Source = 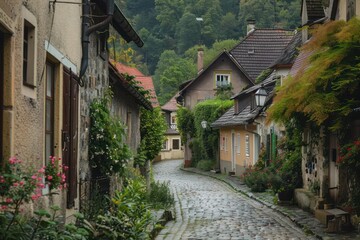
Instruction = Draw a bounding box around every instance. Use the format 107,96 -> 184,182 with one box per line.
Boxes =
113,62 -> 159,108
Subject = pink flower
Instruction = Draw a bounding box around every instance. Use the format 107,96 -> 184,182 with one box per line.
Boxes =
31,175 -> 37,180
31,195 -> 38,201
1,205 -> 7,210
37,177 -> 42,181
9,157 -> 17,164
5,198 -> 13,203
0,179 -> 4,183
47,175 -> 53,180
63,166 -> 69,171
19,181 -> 25,186
13,182 -> 19,187
38,168 -> 45,173
37,183 -> 45,188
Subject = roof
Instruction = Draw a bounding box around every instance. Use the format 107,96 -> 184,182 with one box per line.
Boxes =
177,51 -> 253,97
112,62 -> 144,77
94,0 -> 143,47
272,31 -> 302,68
289,49 -> 314,77
136,76 -> 159,108
211,106 -> 257,128
213,72 -> 277,128
162,95 -> 179,112
109,62 -> 152,110
232,71 -> 278,99
113,62 -> 159,108
301,0 -> 325,23
230,29 -> 294,81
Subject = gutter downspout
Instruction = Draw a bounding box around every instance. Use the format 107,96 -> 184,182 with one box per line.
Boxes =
79,0 -> 114,86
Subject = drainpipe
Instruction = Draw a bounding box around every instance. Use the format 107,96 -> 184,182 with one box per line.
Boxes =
79,0 -> 114,86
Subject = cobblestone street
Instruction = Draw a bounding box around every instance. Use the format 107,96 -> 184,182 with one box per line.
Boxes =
154,160 -> 316,240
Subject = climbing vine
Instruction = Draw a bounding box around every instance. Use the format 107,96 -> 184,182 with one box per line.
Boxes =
268,18 -> 360,131
89,89 -> 131,176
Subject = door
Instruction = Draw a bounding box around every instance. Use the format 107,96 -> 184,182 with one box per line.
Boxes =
329,134 -> 339,202
231,131 -> 236,172
62,68 -> 78,208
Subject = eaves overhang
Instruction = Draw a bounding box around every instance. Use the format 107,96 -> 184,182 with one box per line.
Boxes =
94,0 -> 143,47
109,62 -> 152,110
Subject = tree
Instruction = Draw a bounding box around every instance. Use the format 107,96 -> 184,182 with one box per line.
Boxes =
219,12 -> 241,40
175,12 -> 202,53
155,0 -> 185,36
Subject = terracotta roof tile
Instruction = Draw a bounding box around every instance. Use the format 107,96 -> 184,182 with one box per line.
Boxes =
230,29 -> 294,80
113,61 -> 159,108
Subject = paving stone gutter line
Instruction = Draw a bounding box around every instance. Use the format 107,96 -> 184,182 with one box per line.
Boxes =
180,167 -> 360,240
150,209 -> 174,239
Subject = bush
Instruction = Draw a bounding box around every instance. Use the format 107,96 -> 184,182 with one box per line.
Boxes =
243,169 -> 270,192
196,160 -> 215,171
147,181 -> 174,210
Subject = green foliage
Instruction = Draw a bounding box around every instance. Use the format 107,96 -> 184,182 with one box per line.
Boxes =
338,139 -> 360,213
147,181 -> 174,210
176,107 -> 195,143
93,178 -> 153,240
0,205 -> 90,240
89,90 -> 132,176
135,107 -> 167,166
269,19 -> 360,131
243,168 -> 270,192
192,99 -> 233,164
196,160 -> 215,171
255,68 -> 273,83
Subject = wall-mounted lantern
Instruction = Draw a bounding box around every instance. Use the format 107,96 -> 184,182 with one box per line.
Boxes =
255,87 -> 267,107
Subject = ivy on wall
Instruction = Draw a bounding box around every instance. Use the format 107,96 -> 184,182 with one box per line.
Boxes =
135,107 -> 167,166
177,99 -> 233,166
268,18 -> 360,131
89,90 -> 131,176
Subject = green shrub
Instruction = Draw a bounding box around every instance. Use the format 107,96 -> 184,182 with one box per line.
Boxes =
147,181 -> 174,210
243,170 -> 269,192
196,160 -> 215,171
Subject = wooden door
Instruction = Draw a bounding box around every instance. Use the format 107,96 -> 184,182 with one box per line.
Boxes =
62,68 -> 78,208
329,134 -> 339,202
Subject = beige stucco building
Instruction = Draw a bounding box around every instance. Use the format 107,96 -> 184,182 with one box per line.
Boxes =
0,0 -> 82,216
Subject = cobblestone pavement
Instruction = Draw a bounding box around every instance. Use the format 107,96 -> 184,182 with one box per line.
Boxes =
153,160 -> 317,240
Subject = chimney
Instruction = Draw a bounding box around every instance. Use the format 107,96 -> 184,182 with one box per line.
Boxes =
246,18 -> 256,35
197,47 -> 204,74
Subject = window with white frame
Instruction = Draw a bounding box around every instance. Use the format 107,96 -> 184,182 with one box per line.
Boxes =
162,139 -> 168,150
245,134 -> 250,157
215,74 -> 230,87
172,139 -> 180,150
221,136 -> 225,150
237,133 -> 241,154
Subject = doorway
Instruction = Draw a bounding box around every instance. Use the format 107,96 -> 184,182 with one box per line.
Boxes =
329,134 -> 339,202
62,68 -> 79,208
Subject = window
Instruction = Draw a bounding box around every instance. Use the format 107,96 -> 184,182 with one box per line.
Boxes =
216,74 -> 230,87
245,134 -> 250,157
172,139 -> 180,150
237,133 -> 241,154
23,20 -> 36,87
45,62 -> 55,160
171,115 -> 176,124
162,139 -> 168,150
221,136 -> 225,151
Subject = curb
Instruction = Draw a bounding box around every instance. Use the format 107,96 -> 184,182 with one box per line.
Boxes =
180,167 -> 322,239
150,209 -> 174,239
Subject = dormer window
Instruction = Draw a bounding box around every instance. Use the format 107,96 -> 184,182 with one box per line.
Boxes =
216,74 -> 230,87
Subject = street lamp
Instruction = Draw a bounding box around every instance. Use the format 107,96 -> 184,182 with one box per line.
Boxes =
201,120 -> 208,129
255,87 -> 267,107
